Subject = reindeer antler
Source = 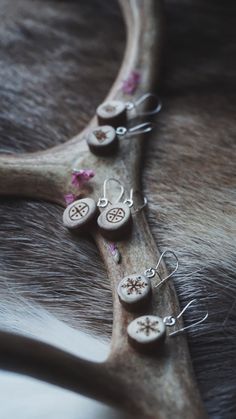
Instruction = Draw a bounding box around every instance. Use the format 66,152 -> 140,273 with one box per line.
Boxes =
0,1 -> 207,418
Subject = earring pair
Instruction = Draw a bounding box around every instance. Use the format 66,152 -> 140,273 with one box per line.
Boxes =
117,250 -> 208,352
97,178 -> 146,240
87,93 -> 161,156
62,178 -> 147,241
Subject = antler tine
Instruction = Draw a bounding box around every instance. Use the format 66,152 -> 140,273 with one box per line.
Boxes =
0,331 -> 131,411
0,134 -> 88,205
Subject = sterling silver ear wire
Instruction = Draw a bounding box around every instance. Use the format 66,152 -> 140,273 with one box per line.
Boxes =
144,249 -> 179,288
117,250 -> 179,311
97,178 -> 124,208
126,93 -> 162,116
127,299 -> 208,352
123,188 -> 148,214
116,122 -> 152,138
96,93 -> 162,128
165,299 -> 209,337
87,122 -> 152,156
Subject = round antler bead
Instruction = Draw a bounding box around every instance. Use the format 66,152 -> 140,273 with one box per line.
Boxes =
97,203 -> 132,241
87,125 -> 118,156
117,274 -> 152,312
127,315 -> 166,352
63,198 -> 97,230
96,100 -> 127,128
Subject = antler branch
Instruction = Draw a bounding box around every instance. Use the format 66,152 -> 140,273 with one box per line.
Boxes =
0,1 -> 208,418
0,331 -> 128,409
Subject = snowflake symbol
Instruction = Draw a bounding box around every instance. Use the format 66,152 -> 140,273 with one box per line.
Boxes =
121,277 -> 148,295
136,317 -> 160,336
94,129 -> 109,142
103,104 -> 117,113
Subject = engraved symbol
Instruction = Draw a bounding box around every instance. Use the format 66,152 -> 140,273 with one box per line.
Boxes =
69,202 -> 89,220
106,207 -> 125,223
136,317 -> 160,336
121,277 -> 148,295
94,129 -> 110,143
103,104 -> 117,114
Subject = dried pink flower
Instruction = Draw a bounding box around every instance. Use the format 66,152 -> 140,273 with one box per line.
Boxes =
122,70 -> 141,94
64,193 -> 77,205
71,169 -> 95,188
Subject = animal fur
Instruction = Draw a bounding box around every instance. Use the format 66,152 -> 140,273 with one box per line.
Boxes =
0,0 -> 235,418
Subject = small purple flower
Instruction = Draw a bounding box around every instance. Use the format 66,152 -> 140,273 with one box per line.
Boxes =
108,242 -> 121,264
71,169 -> 95,188
64,193 -> 77,205
122,70 -> 141,94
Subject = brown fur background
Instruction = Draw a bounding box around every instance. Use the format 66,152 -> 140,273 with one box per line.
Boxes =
0,0 -> 235,418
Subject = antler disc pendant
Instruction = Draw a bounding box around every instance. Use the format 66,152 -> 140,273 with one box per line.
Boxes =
117,274 -> 152,311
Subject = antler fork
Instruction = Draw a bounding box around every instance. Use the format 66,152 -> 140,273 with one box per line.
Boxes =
0,1 -> 207,418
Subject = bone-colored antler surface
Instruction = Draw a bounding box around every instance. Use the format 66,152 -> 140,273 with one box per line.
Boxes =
0,1 -> 207,418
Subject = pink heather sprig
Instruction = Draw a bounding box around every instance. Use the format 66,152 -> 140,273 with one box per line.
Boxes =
64,193 -> 77,206
121,70 -> 141,94
71,169 -> 95,188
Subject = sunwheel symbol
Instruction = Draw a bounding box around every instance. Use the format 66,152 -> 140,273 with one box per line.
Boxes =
106,207 -> 125,223
69,202 -> 89,220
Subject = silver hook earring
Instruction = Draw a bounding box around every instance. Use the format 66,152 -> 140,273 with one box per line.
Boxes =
96,93 -> 162,128
87,122 -> 152,156
117,250 -> 179,312
97,179 -> 132,241
97,181 -> 148,241
127,299 -> 208,353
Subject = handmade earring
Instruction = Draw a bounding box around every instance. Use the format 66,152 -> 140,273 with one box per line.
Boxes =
63,197 -> 97,231
87,122 -> 152,156
127,299 -> 208,353
117,250 -> 178,312
97,179 -> 146,241
97,178 -> 130,241
96,93 -> 162,128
